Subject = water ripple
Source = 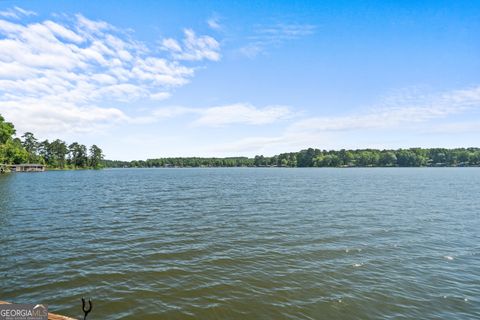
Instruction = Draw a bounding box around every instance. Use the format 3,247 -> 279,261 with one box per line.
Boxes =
1,168 -> 479,319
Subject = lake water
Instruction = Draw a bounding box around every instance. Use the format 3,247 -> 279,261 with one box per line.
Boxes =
0,168 -> 479,319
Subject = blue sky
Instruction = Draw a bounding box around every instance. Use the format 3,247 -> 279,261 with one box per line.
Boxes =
0,1 -> 479,160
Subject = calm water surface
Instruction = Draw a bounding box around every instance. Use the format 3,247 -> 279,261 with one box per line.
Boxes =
0,168 -> 479,319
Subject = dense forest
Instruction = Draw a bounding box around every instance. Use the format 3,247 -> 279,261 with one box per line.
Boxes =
103,147 -> 480,168
0,114 -> 104,171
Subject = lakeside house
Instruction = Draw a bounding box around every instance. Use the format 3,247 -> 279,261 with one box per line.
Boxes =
8,164 -> 46,172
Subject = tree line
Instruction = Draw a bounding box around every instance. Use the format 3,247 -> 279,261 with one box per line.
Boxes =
103,147 -> 480,168
4,113 -> 479,169
1,114 -> 104,170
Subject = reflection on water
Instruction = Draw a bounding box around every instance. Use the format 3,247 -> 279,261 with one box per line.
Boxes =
0,168 -> 479,319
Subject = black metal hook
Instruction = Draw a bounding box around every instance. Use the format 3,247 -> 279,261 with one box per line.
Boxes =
81,297 -> 93,320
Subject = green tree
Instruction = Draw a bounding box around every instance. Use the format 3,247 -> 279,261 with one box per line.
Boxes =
50,139 -> 68,168
0,139 -> 29,164
469,151 -> 480,165
456,150 -> 471,165
21,132 -> 43,163
21,132 -> 38,154
356,150 -> 380,166
38,140 -> 53,165
68,142 -> 88,168
379,151 -> 397,166
396,149 -> 426,167
1,114 -> 106,170
89,145 -> 104,168
0,115 -> 29,165
0,115 -> 15,144
254,155 -> 265,166
297,148 -> 316,167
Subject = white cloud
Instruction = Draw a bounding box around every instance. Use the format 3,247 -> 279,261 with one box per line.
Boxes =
148,103 -> 292,127
421,121 -> 480,134
161,38 -> 182,52
255,23 -> 316,40
162,29 -> 220,61
43,20 -> 84,43
207,17 -> 221,30
2,98 -> 128,135
238,44 -> 263,59
239,23 -> 316,58
152,106 -> 195,119
206,86 -> 480,155
75,13 -> 109,32
149,92 -> 171,101
289,86 -> 480,133
0,10 -> 221,136
210,136 -> 285,153
193,103 -> 292,126
0,6 -> 36,19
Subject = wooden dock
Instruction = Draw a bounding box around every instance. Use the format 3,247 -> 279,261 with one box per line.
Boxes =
0,301 -> 77,320
7,164 -> 46,172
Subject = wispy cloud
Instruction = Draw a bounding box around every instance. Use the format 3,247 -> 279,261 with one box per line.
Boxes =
150,103 -> 292,126
208,86 -> 480,154
161,29 -> 220,61
151,106 -> 195,119
253,23 -> 316,41
193,103 -> 291,126
0,9 -> 221,135
207,16 -> 222,30
0,6 -> 36,19
289,86 -> 480,133
239,23 -> 316,58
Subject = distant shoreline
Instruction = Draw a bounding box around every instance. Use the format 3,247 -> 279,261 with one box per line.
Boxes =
101,165 -> 479,169
102,147 -> 480,168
